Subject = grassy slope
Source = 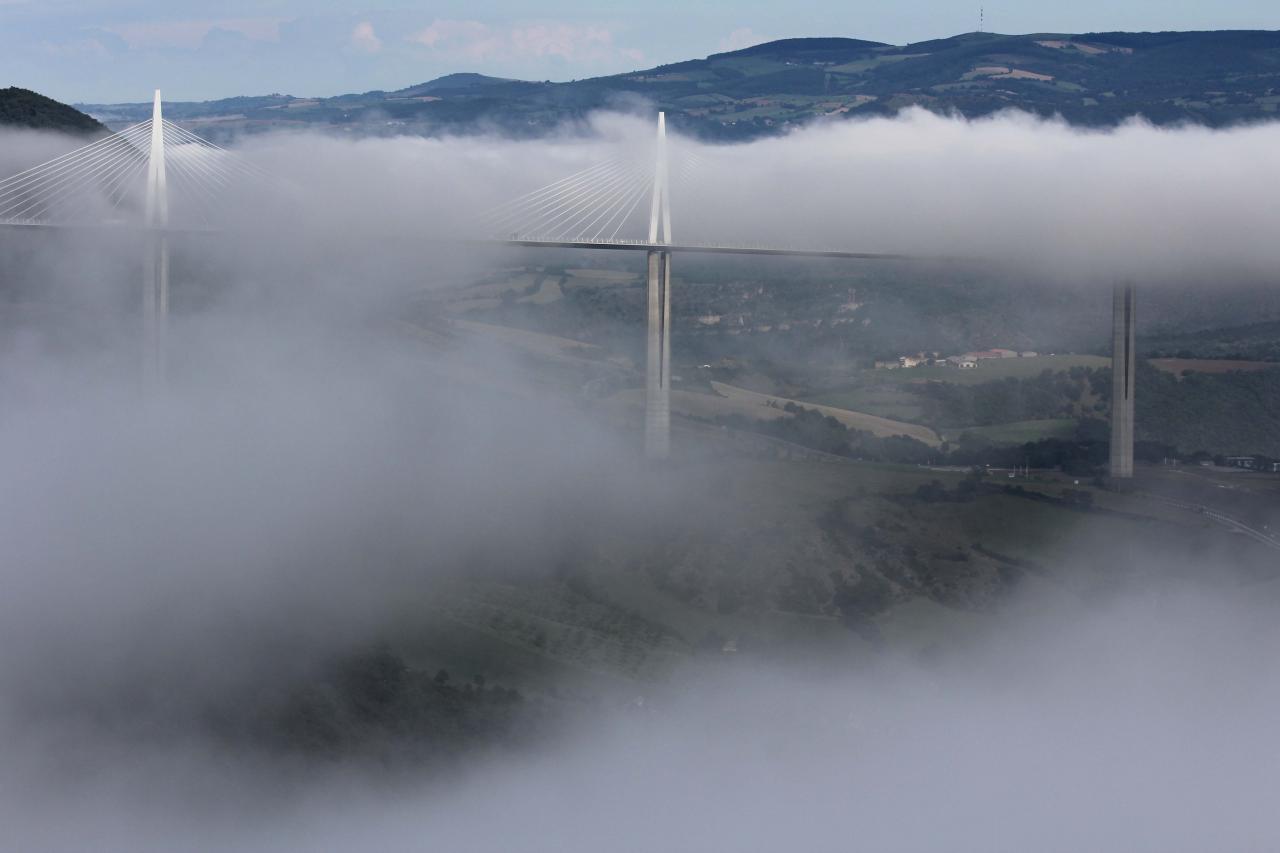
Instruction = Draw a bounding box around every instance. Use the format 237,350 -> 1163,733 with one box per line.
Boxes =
944,418 -> 1078,444
707,381 -> 940,445
800,386 -> 929,423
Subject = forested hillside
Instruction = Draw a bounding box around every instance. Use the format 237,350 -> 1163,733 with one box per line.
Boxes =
0,87 -> 103,133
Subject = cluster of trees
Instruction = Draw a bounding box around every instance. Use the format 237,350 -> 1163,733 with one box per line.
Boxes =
945,428 -> 1114,474
911,362 -> 1280,459
914,476 -> 1095,508
247,643 -> 534,760
1134,363 -> 1280,458
1144,320 -> 1280,362
912,367 -> 1098,427
0,87 -> 103,133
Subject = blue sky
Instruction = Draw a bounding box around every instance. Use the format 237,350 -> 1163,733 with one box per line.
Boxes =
4,0 -> 1279,104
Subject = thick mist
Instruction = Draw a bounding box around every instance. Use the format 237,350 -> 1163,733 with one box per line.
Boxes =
4,582 -> 1280,852
2,110 -> 1280,850
222,109 -> 1280,284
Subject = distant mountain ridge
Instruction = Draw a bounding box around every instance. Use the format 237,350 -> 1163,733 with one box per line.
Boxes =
79,30 -> 1280,140
1,87 -> 103,134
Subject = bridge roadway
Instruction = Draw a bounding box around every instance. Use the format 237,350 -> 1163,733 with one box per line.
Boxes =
1139,491 -> 1280,553
0,225 -> 963,264
481,238 -> 953,262
0,219 -> 215,235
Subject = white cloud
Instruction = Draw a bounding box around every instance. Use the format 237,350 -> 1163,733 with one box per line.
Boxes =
718,26 -> 766,53
349,21 -> 381,54
509,23 -> 624,62
38,37 -> 112,60
104,17 -> 286,50
408,19 -> 642,66
408,19 -> 501,60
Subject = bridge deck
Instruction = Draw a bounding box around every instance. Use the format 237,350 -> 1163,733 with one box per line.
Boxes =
0,223 -> 966,263
482,238 -> 940,261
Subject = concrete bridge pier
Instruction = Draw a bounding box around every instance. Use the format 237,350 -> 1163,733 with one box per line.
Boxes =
142,231 -> 169,389
644,249 -> 672,459
1110,282 -> 1136,478
643,111 -> 673,460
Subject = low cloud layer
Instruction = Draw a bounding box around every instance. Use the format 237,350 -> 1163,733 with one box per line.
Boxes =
675,109 -> 1280,281
2,112 -> 1280,850
219,108 -> 1280,285
3,581 -> 1279,851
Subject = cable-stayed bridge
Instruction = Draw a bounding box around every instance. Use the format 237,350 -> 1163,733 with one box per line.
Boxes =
0,96 -> 261,232
0,91 -> 265,387
469,116 -> 923,261
0,98 -> 1139,477
467,114 -> 977,461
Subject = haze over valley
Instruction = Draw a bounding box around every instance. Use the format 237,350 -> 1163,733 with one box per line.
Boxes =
4,10 -> 1280,851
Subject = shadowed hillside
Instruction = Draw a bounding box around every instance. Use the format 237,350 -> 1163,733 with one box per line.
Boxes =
1,87 -> 103,133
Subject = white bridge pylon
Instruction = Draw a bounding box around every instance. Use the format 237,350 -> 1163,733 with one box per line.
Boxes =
644,113 -> 673,460
0,91 -> 261,230
0,89 -> 264,387
475,112 -> 683,459
142,90 -> 169,389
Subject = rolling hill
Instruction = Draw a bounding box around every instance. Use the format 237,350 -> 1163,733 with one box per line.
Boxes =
80,30 -> 1280,140
1,87 -> 104,134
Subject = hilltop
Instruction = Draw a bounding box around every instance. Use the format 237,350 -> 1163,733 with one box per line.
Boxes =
0,87 -> 103,134
80,30 -> 1280,139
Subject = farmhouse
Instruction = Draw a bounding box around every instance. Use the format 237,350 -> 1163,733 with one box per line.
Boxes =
881,351 -> 941,368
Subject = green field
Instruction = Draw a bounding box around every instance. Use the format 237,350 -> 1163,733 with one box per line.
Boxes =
801,385 -> 929,422
946,418 -> 1079,445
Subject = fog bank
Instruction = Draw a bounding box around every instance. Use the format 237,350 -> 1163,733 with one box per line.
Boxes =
3,584 -> 1279,852
2,109 -> 1280,851
222,108 -> 1280,284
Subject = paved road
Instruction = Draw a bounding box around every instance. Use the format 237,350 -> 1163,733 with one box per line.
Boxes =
1140,491 -> 1280,553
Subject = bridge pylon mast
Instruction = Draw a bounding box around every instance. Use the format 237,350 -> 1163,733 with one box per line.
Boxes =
1110,282 -> 1136,478
644,112 -> 673,459
143,89 -> 169,389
